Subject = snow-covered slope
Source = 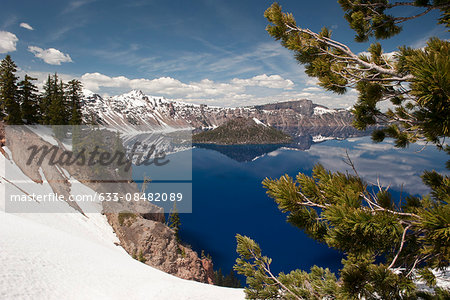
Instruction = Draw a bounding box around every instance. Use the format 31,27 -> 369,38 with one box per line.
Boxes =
0,150 -> 244,299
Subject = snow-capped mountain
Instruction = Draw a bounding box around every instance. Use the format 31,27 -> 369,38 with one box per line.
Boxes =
81,89 -> 356,136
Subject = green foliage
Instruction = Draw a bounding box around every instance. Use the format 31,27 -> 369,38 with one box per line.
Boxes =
167,201 -> 181,241
214,268 -> 241,288
418,268 -> 437,287
338,0 -> 449,42
65,79 -> 83,125
237,165 -> 449,298
18,75 -> 40,124
192,117 -> 292,145
137,250 -> 146,263
47,74 -> 68,126
339,254 -> 417,299
235,234 -> 338,299
0,55 -> 85,126
118,211 -> 137,226
0,55 -> 22,124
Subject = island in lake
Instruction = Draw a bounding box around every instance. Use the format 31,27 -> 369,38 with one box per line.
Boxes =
192,117 -> 293,145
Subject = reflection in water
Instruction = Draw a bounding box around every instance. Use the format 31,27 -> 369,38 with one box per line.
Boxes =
193,143 -> 284,162
193,127 -> 370,162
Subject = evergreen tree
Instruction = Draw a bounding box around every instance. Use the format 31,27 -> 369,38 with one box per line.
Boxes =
235,2 -> 450,298
214,268 -> 224,286
222,269 -> 241,288
40,74 -> 53,124
65,79 -> 83,125
168,201 -> 181,241
0,55 -> 22,124
43,73 -> 67,126
18,75 -> 40,124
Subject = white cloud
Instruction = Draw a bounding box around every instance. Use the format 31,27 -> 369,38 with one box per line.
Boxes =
20,22 -> 34,30
305,78 -> 319,86
302,86 -> 321,92
80,73 -> 295,101
0,31 -> 18,53
231,74 -> 294,89
28,46 -> 73,65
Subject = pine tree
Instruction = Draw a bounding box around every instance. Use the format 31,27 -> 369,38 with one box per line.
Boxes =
18,75 -> 40,124
65,79 -> 83,125
0,55 -> 22,124
40,74 -> 53,124
234,2 -> 450,298
44,73 -> 67,126
168,201 -> 181,241
214,268 -> 224,286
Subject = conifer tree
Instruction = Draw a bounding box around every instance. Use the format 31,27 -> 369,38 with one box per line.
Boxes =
65,79 -> 83,125
43,73 -> 67,126
235,2 -> 449,298
168,201 -> 181,241
18,75 -> 40,124
0,55 -> 22,124
40,74 -> 53,124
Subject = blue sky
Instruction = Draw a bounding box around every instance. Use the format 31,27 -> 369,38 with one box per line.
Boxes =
0,0 -> 447,107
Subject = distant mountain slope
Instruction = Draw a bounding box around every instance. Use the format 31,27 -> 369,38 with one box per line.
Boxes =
192,117 -> 292,145
81,90 -> 356,137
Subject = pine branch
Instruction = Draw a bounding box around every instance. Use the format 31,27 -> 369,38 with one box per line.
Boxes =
388,224 -> 412,269
284,23 -> 410,79
248,247 -> 303,300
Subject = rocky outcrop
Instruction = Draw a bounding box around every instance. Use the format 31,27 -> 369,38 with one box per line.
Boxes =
107,213 -> 214,283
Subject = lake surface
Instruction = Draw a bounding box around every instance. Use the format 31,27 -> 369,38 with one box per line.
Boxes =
135,136 -> 448,280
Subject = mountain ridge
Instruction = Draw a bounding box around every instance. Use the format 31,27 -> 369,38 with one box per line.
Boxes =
81,89 -> 356,137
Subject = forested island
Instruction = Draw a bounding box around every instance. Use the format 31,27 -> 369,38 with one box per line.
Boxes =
192,117 -> 293,145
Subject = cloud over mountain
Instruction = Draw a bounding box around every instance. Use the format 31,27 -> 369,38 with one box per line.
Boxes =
80,72 -> 294,100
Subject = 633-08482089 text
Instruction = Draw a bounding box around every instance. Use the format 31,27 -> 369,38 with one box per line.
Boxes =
98,192 -> 184,202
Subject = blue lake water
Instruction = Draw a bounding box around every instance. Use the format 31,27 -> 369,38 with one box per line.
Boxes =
134,136 -> 448,280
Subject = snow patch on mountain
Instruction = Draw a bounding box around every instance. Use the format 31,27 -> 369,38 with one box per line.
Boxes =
313,106 -> 337,115
252,117 -> 267,127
